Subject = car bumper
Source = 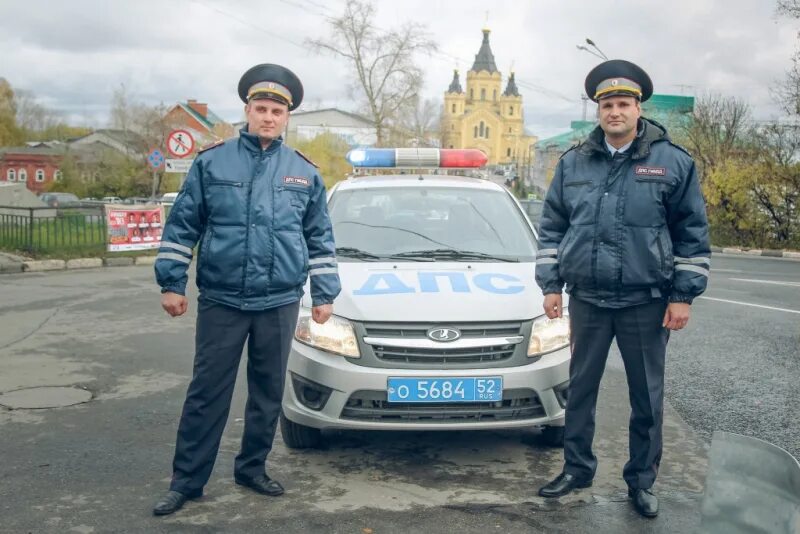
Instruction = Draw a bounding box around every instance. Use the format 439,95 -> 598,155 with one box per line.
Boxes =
282,341 -> 570,431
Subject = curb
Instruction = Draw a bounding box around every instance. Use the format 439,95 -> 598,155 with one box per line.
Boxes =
22,260 -> 66,272
104,257 -> 135,267
66,258 -> 104,270
0,256 -> 158,274
710,246 -> 800,259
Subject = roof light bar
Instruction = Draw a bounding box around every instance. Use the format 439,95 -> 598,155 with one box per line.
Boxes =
345,148 -> 488,169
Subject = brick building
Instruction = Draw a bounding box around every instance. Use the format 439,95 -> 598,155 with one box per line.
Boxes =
0,146 -> 65,194
163,99 -> 234,143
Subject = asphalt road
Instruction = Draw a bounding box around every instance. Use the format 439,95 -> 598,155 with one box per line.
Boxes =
0,255 -> 796,533
663,253 -> 800,458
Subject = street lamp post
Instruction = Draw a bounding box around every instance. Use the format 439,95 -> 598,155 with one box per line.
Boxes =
576,38 -> 609,61
585,38 -> 609,60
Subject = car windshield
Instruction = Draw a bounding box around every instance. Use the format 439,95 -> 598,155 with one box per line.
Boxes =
328,186 -> 537,262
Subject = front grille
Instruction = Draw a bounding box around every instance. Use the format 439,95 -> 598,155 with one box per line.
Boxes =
364,323 -> 521,339
363,321 -> 523,365
341,388 -> 545,423
372,344 -> 515,364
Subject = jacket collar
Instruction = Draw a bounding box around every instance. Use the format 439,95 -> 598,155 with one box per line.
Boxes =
239,125 -> 284,155
579,117 -> 668,160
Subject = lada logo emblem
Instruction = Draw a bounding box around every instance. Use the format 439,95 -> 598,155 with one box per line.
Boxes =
427,327 -> 461,342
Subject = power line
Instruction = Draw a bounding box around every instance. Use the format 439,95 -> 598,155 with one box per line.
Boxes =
186,0 -> 310,49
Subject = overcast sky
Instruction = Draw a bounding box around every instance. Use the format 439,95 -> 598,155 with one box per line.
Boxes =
1,0 -> 797,139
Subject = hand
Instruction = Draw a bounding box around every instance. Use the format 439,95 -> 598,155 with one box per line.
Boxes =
161,292 -> 188,317
543,293 -> 563,319
662,302 -> 690,330
312,304 -> 333,324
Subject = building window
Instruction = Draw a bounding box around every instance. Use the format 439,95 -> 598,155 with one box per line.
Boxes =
509,127 -> 512,133
479,121 -> 485,137
485,126 -> 490,139
35,169 -> 45,182
6,169 -> 15,182
470,89 -> 474,99
18,169 -> 27,182
493,89 -> 497,101
507,148 -> 511,157
449,145 -> 453,149
509,105 -> 514,115
474,126 -> 478,138
480,88 -> 486,100
451,103 -> 456,113
54,170 -> 62,181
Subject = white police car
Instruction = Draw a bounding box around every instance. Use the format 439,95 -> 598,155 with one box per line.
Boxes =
281,148 -> 570,448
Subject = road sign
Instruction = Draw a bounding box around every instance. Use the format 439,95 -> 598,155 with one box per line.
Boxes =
166,129 -> 195,158
147,148 -> 165,169
165,158 -> 194,173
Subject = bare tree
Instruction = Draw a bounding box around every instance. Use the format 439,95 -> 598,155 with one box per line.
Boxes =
774,1 -> 800,115
109,83 -> 135,133
777,0 -> 800,18
676,93 -> 754,174
307,0 -> 437,145
751,122 -> 800,244
14,89 -> 61,132
398,96 -> 440,146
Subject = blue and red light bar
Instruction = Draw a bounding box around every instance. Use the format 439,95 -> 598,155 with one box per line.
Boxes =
346,148 -> 488,168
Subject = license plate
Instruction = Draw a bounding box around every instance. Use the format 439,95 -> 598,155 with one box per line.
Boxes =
387,377 -> 503,403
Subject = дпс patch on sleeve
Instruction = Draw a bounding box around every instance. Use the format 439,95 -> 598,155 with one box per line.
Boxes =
283,176 -> 311,187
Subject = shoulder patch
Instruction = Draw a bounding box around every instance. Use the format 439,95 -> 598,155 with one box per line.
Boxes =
559,144 -> 579,160
293,148 -> 319,168
198,139 -> 225,153
667,140 -> 694,158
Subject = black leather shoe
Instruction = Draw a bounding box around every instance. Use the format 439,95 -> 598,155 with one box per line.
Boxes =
235,474 -> 284,496
538,472 -> 592,498
152,490 -> 201,516
629,488 -> 659,518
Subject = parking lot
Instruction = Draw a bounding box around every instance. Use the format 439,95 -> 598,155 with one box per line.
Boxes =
0,254 -> 797,533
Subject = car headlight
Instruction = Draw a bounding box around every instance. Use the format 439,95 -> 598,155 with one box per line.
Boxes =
528,310 -> 570,357
295,308 -> 360,358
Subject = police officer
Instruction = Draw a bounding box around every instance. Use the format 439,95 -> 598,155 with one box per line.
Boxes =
152,64 -> 341,516
534,60 -> 710,518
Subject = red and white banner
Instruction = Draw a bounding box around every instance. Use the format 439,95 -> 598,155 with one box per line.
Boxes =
105,204 -> 165,252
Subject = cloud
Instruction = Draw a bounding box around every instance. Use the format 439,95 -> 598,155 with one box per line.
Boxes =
1,0 -> 797,138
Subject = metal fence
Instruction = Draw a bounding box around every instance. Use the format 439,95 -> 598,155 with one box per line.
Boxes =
0,205 -> 107,254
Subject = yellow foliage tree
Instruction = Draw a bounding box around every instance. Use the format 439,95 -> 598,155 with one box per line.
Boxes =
291,133 -> 353,189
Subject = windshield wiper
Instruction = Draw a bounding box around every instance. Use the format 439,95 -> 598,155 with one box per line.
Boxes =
390,248 -> 518,262
335,247 -> 386,261
336,247 -> 433,262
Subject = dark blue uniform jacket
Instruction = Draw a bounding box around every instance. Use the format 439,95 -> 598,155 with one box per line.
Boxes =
155,128 -> 341,310
535,118 -> 710,307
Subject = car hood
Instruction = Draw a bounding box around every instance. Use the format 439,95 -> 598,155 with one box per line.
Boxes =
302,261 -> 544,322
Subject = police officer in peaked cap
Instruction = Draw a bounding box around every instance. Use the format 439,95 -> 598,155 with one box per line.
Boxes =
152,64 -> 341,516
535,59 -> 710,519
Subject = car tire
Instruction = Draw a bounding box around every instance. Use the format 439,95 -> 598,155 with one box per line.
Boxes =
541,425 -> 565,447
280,412 -> 322,449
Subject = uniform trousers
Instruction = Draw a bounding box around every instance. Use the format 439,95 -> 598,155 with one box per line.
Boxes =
563,296 -> 669,490
169,299 -> 300,495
